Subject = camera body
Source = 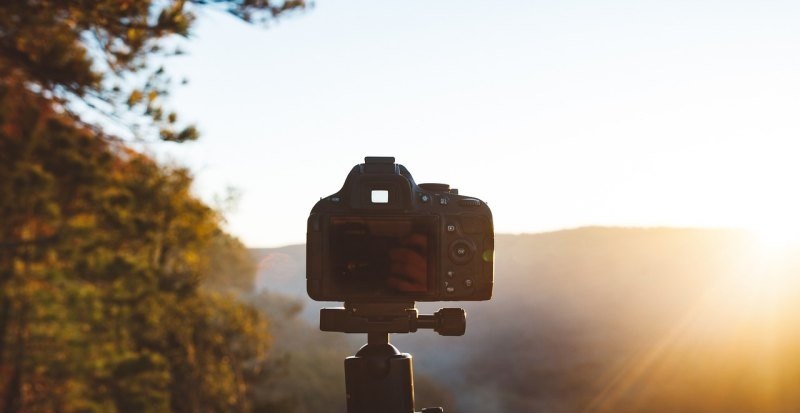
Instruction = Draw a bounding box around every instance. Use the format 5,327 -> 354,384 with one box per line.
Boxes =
307,157 -> 493,302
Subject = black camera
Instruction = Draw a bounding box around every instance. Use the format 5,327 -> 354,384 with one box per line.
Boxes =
306,157 -> 494,302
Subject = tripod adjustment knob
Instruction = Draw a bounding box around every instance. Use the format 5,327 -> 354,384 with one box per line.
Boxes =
434,308 -> 466,336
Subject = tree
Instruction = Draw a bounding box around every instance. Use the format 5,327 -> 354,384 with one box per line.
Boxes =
0,1 -> 307,412
0,0 -> 306,141
0,85 -> 271,412
203,232 -> 258,293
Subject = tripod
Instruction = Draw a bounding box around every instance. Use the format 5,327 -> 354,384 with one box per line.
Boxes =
320,302 -> 466,413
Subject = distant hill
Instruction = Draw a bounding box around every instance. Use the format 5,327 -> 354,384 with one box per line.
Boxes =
251,227 -> 800,413
251,244 -> 307,297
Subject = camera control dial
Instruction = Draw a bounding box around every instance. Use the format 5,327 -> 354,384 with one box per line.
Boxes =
419,183 -> 450,192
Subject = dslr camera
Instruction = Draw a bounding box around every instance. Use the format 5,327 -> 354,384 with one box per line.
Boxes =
307,157 -> 494,302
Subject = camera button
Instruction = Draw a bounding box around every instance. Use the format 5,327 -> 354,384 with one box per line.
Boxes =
438,196 -> 448,206
420,194 -> 430,203
446,270 -> 455,278
446,224 -> 456,233
446,286 -> 455,293
330,196 -> 341,203
449,239 -> 475,263
464,279 -> 473,287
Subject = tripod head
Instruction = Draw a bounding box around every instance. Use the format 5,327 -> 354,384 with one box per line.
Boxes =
319,302 -> 465,413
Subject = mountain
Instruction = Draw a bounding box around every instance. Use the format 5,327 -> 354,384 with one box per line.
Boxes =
251,244 -> 307,298
251,227 -> 800,413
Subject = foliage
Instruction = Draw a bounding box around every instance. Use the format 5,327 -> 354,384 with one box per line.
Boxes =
0,1 -> 308,412
203,232 -> 258,293
0,0 -> 306,141
244,291 -> 347,413
0,81 -> 271,413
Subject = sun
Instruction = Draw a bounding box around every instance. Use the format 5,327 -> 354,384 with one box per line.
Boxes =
721,222 -> 800,306
754,223 -> 800,258
716,222 -> 800,311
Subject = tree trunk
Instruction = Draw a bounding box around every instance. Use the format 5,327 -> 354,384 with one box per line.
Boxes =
1,302 -> 26,413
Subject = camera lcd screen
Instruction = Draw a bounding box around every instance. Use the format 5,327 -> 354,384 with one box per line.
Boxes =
328,216 -> 436,296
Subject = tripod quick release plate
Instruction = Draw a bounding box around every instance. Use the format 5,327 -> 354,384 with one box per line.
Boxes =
320,302 -> 466,336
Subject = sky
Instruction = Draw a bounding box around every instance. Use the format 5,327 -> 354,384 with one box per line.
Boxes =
154,0 -> 800,248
